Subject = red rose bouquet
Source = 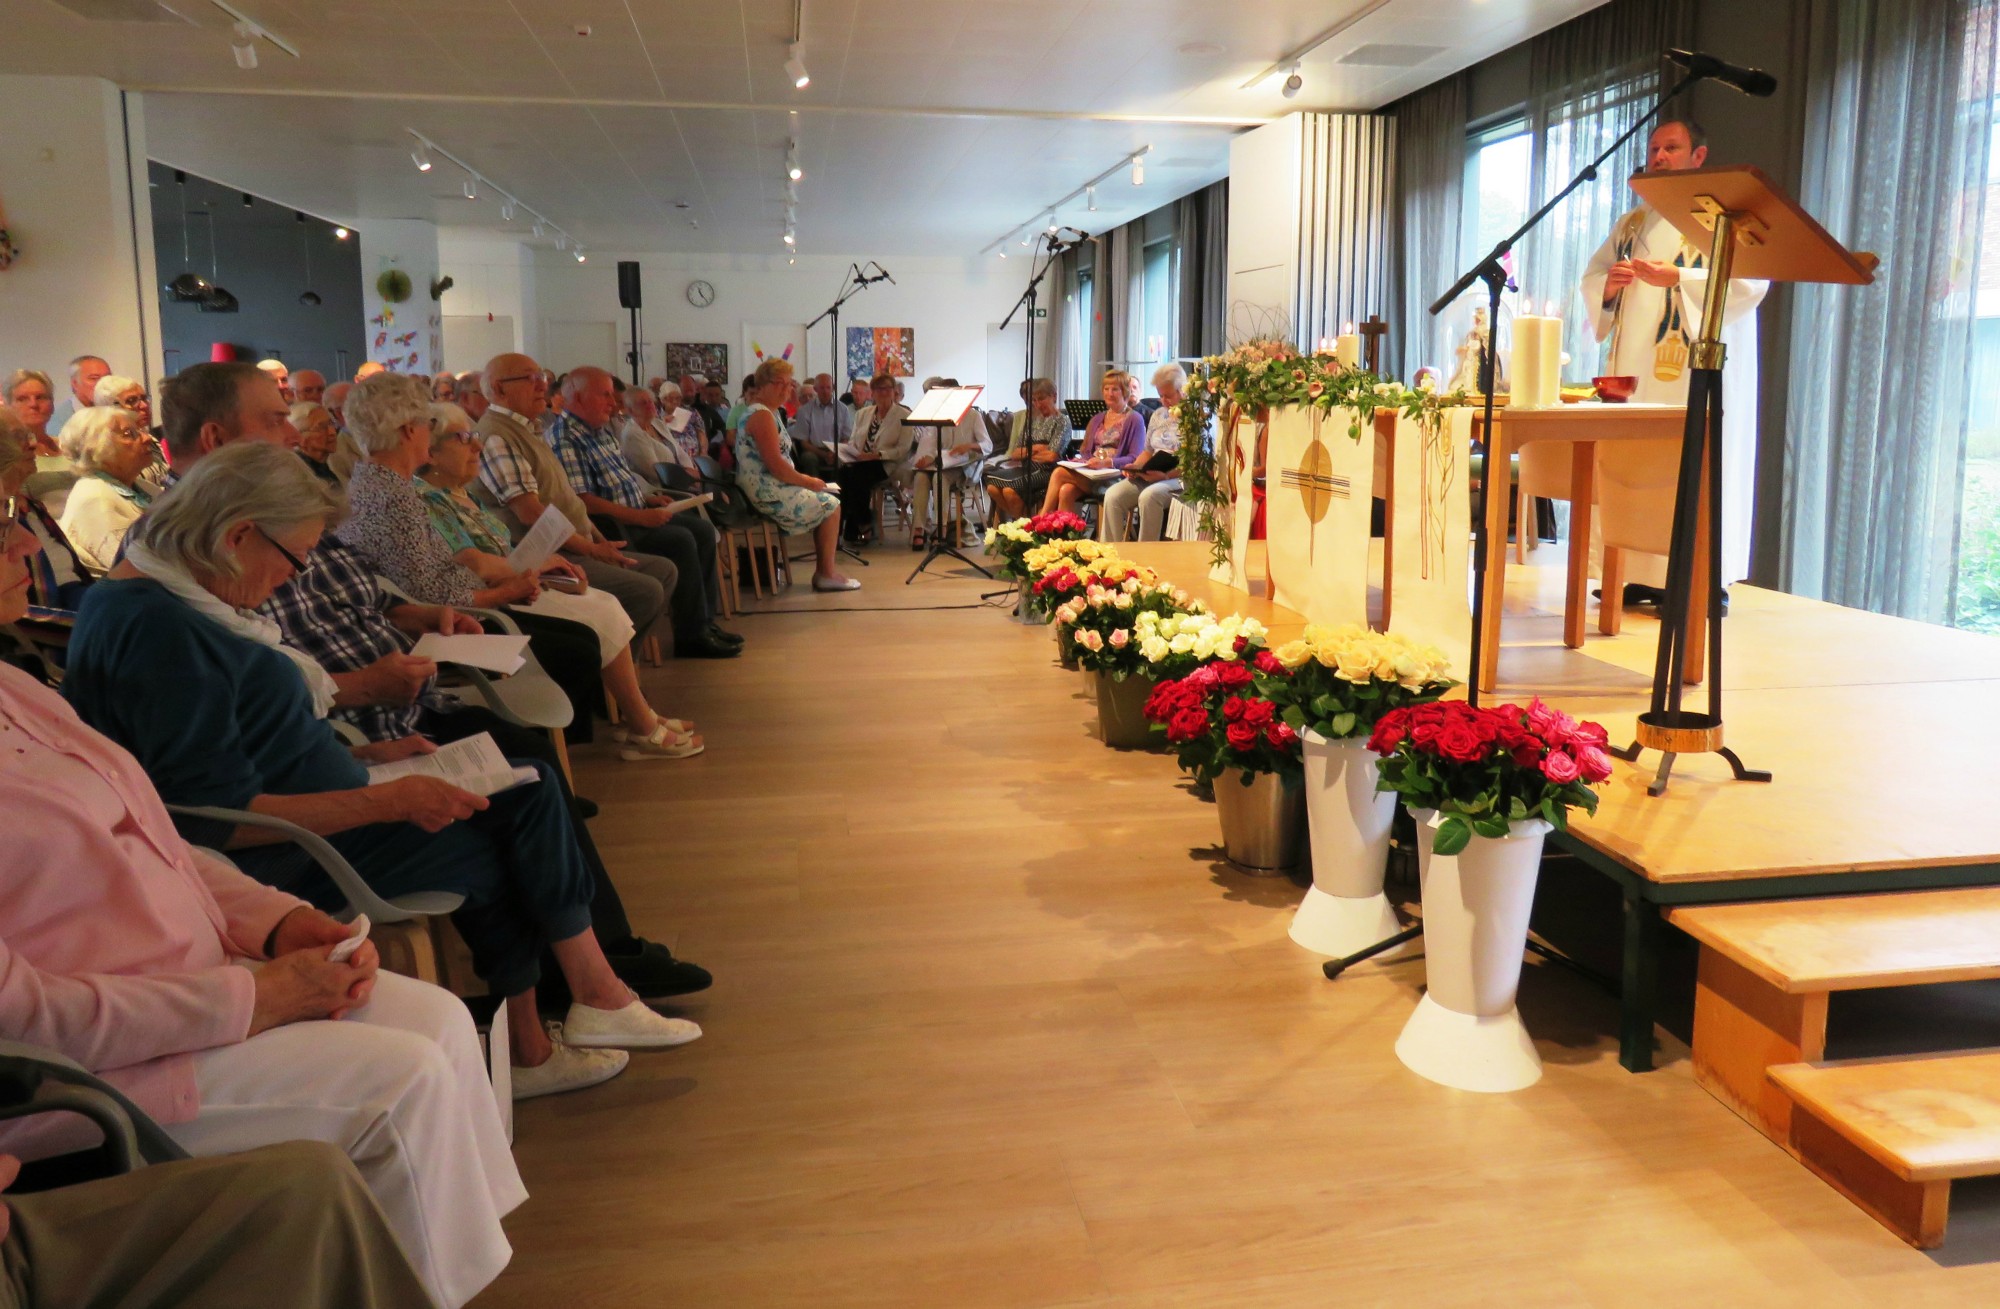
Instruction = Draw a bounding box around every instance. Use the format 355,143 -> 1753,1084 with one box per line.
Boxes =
1143,647 -> 1302,784
1366,698 -> 1613,854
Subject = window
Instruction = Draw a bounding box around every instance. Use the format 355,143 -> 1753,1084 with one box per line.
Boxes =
1460,121 -> 1532,273
1954,105 -> 2000,631
1141,236 -> 1176,361
1071,267 -> 1095,394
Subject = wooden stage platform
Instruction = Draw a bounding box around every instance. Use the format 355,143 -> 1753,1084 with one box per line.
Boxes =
1117,540 -> 2000,1072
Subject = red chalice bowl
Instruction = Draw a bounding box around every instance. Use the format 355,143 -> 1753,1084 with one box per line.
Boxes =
1592,375 -> 1637,403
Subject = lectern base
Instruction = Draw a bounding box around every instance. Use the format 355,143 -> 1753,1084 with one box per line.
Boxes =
1612,711 -> 1772,796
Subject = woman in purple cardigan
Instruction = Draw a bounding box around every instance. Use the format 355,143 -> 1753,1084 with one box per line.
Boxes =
1040,370 -> 1145,516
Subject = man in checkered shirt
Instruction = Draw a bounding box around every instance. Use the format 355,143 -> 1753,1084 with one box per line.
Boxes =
549,367 -> 740,660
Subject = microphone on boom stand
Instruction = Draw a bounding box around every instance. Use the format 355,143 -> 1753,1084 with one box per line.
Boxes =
1665,48 -> 1777,97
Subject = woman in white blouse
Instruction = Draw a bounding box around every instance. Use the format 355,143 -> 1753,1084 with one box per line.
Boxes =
56,404 -> 155,572
1100,364 -> 1189,543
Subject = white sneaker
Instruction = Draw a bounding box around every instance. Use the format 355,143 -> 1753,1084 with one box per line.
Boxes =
512,1039 -> 629,1100
812,575 -> 861,592
563,999 -> 704,1050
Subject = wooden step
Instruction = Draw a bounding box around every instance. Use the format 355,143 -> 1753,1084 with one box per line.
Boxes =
1769,1049 -> 2000,1248
1667,889 -> 2000,1143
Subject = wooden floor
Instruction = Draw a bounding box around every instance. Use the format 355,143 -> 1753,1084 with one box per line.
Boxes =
477,541 -> 2000,1307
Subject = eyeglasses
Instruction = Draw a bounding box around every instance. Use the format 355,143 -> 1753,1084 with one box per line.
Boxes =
254,524 -> 309,573
116,395 -> 148,412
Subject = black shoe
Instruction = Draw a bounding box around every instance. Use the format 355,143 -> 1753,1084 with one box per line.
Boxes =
606,939 -> 713,998
707,624 -> 745,646
681,634 -> 743,658
572,795 -> 600,821
1622,583 -> 1666,607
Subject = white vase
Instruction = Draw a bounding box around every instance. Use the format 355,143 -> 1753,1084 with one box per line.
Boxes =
1394,808 -> 1551,1093
1288,728 -> 1404,956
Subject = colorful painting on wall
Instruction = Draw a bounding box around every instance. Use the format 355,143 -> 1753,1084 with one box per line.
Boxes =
871,327 -> 916,377
844,327 -> 876,383
663,342 -> 728,383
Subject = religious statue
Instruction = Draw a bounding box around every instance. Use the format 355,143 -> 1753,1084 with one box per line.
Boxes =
1446,306 -> 1490,395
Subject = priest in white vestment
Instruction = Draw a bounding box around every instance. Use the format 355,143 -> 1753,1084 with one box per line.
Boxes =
1579,119 -> 1767,589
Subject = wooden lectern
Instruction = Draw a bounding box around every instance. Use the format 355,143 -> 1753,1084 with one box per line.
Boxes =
1613,165 -> 1876,795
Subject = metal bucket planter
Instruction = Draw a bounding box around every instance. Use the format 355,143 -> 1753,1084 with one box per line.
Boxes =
1214,766 -> 1307,874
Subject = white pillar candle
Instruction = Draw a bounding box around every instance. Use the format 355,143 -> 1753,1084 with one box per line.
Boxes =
1510,315 -> 1547,407
1334,322 -> 1361,370
1538,302 -> 1563,404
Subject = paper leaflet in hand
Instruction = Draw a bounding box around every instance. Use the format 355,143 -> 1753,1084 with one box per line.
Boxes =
365,731 -> 538,798
328,915 -> 370,963
507,505 -> 573,574
409,632 -> 530,675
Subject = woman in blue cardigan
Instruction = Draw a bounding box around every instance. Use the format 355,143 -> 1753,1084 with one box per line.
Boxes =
62,442 -> 698,1102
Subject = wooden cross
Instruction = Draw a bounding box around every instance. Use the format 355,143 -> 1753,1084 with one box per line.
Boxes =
1358,315 -> 1390,375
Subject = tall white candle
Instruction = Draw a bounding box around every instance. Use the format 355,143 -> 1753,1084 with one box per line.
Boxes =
1510,314 -> 1547,407
1537,301 -> 1563,404
1334,322 -> 1361,370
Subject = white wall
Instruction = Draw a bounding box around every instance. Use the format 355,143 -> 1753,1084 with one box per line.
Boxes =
0,75 -> 163,391
439,237 -> 1037,403
358,218 -> 441,377
1227,114 -> 1305,339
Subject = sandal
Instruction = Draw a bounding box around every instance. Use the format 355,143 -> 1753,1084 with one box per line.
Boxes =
619,723 -> 705,761
910,528 -> 926,551
609,719 -> 694,743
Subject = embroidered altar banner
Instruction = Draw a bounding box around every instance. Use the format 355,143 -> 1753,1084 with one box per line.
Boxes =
1385,407 -> 1473,676
1210,404 -> 1264,593
1263,404 -> 1372,625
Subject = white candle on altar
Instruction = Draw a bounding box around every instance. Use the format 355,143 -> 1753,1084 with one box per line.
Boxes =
1538,301 -> 1564,403
1334,322 -> 1361,370
1510,313 -> 1547,407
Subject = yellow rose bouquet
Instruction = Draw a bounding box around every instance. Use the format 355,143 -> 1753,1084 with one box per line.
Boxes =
1267,623 -> 1458,741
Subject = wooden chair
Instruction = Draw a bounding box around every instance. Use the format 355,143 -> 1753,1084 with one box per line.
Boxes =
694,455 -> 788,597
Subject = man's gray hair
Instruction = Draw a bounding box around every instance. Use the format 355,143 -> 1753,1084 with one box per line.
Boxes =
289,402 -> 332,431
130,440 -> 344,579
57,405 -> 142,473
560,365 -> 610,402
344,371 -> 434,455
1151,363 -> 1187,393
67,355 -> 107,380
92,375 -> 142,407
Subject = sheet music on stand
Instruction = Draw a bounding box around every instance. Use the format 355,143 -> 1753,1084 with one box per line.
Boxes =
1063,399 -> 1107,432
906,385 -> 983,424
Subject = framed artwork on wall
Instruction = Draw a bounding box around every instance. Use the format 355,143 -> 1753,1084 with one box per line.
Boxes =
663,341 -> 728,382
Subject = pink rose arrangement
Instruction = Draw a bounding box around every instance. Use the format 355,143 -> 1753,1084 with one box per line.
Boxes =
1366,698 -> 1614,854
1051,570 -> 1198,681
1142,647 -> 1302,784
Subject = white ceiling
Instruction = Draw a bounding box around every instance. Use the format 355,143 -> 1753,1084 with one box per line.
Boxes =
7,0 -> 1604,257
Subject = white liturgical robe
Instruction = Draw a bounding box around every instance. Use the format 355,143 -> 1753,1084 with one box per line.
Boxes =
1579,201 -> 1767,585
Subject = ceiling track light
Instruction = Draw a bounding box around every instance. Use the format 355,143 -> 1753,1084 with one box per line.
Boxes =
1240,0 -> 1396,91
531,221 -> 544,237
410,140 -> 430,171
785,42 -> 810,89
979,144 -> 1151,257
405,128 -> 576,254
212,1 -> 299,67
783,228 -> 796,246
1281,63 -> 1303,99
500,199 -> 515,221
574,248 -> 586,263
241,192 -> 254,208
462,176 -> 477,200
786,144 -> 803,182
333,227 -> 349,240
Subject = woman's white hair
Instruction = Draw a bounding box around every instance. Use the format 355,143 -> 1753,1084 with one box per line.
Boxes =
57,405 -> 142,473
656,382 -> 683,404
429,401 -> 473,443
92,374 -> 143,407
288,401 -> 333,431
1151,363 -> 1188,393
129,440 -> 345,579
344,371 -> 434,455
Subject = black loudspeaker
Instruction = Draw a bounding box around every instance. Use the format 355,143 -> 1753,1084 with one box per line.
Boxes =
617,260 -> 642,310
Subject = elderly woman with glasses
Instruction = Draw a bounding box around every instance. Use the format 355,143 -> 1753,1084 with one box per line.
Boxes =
1100,363 -> 1189,543
61,442 -> 708,1109
291,401 -> 343,484
418,399 -> 698,758
0,428 -> 519,1309
55,404 -> 156,573
982,378 -> 1066,524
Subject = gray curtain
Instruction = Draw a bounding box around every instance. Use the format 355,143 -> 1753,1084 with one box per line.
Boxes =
1103,224 -> 1136,370
1084,238 -> 1111,389
1780,0 -> 1994,622
1389,71 -> 1469,381
1050,246 -> 1084,404
1521,0 -> 1693,381
1175,180 -> 1229,359
1296,113 -> 1397,351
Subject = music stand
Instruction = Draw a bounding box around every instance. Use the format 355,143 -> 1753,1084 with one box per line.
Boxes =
1610,164 -> 1876,795
1064,399 -> 1107,433
905,386 -> 994,583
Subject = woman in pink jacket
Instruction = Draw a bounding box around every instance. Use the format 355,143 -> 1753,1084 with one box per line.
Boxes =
0,409 -> 521,1309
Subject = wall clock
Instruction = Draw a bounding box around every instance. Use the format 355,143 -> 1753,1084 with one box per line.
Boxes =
686,279 -> 716,308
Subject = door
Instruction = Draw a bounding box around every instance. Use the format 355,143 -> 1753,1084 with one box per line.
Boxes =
541,320 -> 619,374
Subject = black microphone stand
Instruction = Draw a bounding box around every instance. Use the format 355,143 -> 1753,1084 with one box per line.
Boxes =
984,232 -> 1069,604
1321,62 -> 1709,985
803,264 -> 876,566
